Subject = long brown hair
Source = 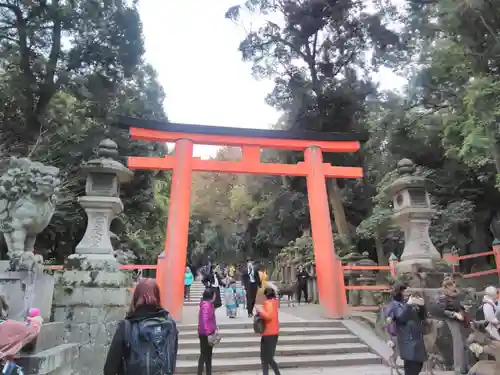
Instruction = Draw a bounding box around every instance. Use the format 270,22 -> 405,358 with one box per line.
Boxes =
128,278 -> 161,314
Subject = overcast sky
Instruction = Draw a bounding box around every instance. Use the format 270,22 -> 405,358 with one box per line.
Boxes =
138,0 -> 405,158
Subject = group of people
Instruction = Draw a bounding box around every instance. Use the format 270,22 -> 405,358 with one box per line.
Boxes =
197,285 -> 281,375
188,258 -> 273,318
385,278 -> 500,375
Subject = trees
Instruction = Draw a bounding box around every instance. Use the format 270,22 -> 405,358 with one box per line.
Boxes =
188,0 -> 500,268
0,0 -> 170,263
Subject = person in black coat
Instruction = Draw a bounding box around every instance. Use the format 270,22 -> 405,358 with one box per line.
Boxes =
202,266 -> 222,309
387,283 -> 427,375
241,258 -> 261,317
296,266 -> 310,304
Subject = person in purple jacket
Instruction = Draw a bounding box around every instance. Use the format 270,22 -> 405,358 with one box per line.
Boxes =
198,288 -> 217,375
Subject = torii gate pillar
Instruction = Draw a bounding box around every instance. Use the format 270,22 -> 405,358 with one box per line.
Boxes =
305,146 -> 347,318
159,139 -> 193,320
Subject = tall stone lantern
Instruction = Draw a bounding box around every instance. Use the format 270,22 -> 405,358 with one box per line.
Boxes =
68,139 -> 133,270
386,159 -> 441,273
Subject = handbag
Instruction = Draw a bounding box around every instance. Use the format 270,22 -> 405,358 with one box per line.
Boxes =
207,329 -> 221,347
253,314 -> 265,334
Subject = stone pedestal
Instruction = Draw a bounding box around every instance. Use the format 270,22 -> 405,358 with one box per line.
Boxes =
52,270 -> 133,375
0,270 -> 54,321
71,197 -> 123,270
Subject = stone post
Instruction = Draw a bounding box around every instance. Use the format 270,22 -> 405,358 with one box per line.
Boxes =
385,159 -> 441,274
67,139 -> 133,270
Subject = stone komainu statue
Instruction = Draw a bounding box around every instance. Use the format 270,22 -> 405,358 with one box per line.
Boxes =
0,157 -> 60,270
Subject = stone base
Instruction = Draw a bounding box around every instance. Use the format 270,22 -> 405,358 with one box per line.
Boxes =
65,253 -> 120,271
0,270 -> 54,321
52,270 -> 133,375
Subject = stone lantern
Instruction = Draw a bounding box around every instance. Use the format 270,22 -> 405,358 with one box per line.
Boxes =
343,252 -> 364,306
355,252 -> 378,307
68,139 -> 133,270
386,159 -> 441,273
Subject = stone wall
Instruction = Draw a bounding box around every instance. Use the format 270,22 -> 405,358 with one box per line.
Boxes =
51,270 -> 132,375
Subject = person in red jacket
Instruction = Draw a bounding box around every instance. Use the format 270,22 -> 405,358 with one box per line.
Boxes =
256,287 -> 281,375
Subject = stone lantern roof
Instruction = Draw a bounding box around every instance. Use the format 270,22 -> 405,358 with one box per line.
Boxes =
81,139 -> 133,184
385,159 -> 426,199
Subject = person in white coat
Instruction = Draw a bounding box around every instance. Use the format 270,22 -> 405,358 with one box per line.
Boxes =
482,286 -> 500,341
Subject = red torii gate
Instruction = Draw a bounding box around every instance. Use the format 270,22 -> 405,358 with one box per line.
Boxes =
118,117 -> 364,320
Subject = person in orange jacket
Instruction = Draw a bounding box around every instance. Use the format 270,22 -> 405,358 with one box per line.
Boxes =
255,287 -> 281,375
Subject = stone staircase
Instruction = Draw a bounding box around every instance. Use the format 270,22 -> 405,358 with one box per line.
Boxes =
16,322 -> 80,375
185,280 -> 243,306
175,319 -> 383,373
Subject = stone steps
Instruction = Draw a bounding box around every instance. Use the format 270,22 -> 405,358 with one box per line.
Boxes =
177,342 -> 369,360
176,352 -> 381,373
185,281 -> 243,306
178,326 -> 347,340
17,343 -> 80,375
175,319 -> 383,373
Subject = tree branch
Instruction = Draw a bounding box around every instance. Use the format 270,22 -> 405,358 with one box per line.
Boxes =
0,2 -> 35,121
35,1 -> 62,116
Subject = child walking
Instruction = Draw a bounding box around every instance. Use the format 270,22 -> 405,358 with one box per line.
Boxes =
185,266 -> 194,301
225,281 -> 238,318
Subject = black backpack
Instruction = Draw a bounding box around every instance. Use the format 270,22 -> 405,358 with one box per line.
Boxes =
123,314 -> 178,375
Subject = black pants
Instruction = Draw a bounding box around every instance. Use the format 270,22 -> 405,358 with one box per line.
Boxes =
260,335 -> 281,375
246,283 -> 258,315
198,335 -> 213,375
403,360 -> 423,375
297,283 -> 308,304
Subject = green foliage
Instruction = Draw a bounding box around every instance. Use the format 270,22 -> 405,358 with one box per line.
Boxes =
0,0 -> 170,263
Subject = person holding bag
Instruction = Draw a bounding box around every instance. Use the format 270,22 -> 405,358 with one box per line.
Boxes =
255,287 -> 281,375
198,289 -> 217,375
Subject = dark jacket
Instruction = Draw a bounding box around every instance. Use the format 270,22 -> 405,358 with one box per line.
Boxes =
296,270 -> 310,285
241,265 -> 261,289
436,291 -> 466,320
388,299 -> 427,363
103,305 -> 178,375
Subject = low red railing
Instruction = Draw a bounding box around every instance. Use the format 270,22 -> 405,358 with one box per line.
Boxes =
44,264 -> 157,271
342,263 -> 392,312
446,248 -> 500,279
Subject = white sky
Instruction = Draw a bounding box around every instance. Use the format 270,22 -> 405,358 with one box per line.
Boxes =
138,0 -> 405,158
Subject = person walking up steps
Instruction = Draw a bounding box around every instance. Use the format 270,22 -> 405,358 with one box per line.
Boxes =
103,278 -> 178,375
256,287 -> 281,375
198,289 -> 217,375
185,266 -> 194,301
242,258 -> 261,317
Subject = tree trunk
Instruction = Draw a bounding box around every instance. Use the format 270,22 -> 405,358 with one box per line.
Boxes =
327,179 -> 350,245
374,234 -> 388,265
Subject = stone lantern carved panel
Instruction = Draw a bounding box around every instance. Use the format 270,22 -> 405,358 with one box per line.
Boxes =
407,188 -> 429,208
86,173 -> 119,197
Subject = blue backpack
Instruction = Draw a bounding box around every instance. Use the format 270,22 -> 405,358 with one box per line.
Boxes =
123,314 -> 178,375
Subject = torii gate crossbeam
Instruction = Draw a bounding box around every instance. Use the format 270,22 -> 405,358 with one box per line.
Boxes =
117,116 -> 366,320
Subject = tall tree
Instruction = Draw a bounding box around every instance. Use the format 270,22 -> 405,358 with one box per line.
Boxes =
226,0 -> 400,248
